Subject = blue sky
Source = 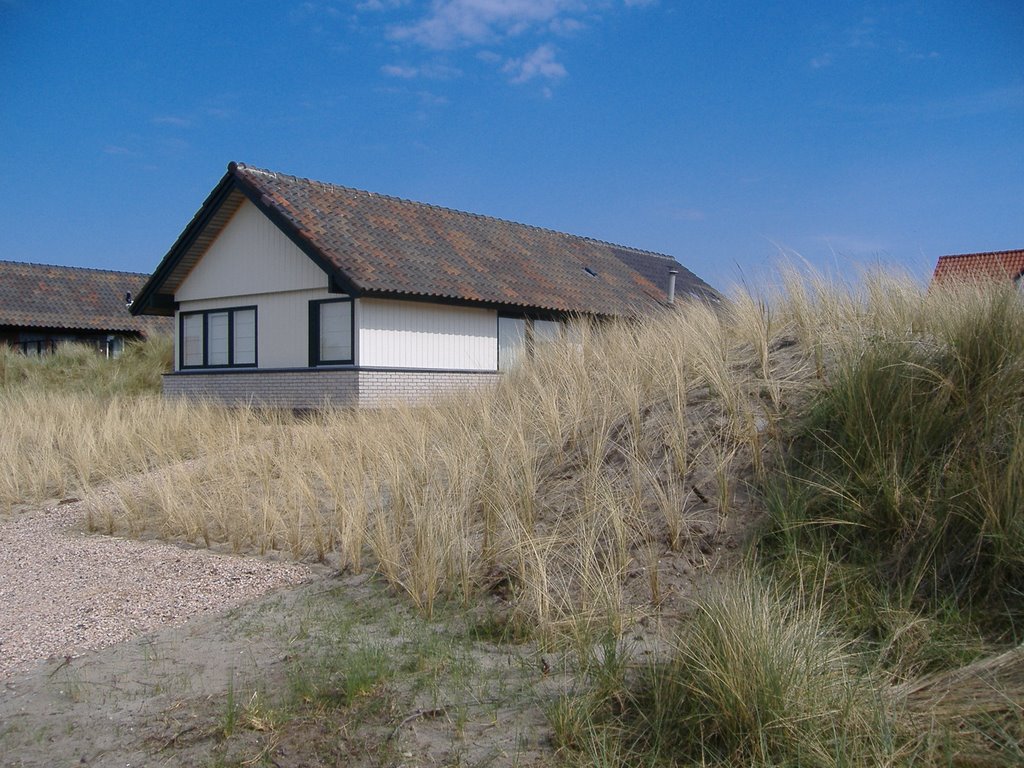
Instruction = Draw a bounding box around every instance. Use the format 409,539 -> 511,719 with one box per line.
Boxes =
1,1 -> 1021,291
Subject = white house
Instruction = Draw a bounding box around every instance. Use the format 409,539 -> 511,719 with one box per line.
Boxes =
132,163 -> 718,408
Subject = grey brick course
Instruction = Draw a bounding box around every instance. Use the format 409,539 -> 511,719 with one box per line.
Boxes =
163,369 -> 498,408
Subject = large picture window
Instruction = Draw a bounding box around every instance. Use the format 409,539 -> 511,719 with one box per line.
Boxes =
309,298 -> 353,366
179,306 -> 257,369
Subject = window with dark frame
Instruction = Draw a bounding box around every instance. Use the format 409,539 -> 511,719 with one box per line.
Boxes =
179,306 -> 257,369
309,297 -> 354,366
498,314 -> 565,371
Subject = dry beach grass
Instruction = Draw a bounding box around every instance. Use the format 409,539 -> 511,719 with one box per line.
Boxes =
1,268 -> 1022,766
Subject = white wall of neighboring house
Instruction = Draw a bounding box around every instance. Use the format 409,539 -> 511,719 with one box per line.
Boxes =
358,298 -> 498,370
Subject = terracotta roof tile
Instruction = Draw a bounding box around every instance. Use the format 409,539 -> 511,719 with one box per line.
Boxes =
140,163 -> 716,317
931,249 -> 1024,285
0,261 -> 172,336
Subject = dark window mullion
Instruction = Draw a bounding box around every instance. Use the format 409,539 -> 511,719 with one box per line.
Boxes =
309,301 -> 319,367
227,310 -> 235,366
202,312 -> 209,367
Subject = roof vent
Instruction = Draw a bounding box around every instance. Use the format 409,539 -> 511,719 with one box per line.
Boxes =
583,267 -> 598,277
668,269 -> 679,305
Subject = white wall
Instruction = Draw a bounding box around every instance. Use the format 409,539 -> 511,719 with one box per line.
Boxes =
358,299 -> 497,371
176,288 -> 333,369
176,200 -> 327,302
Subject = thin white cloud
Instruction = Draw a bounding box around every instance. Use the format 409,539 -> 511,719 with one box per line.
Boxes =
389,0 -> 591,50
102,145 -> 136,156
672,208 -> 706,222
417,90 -> 450,106
834,84 -> 1024,122
846,16 -> 879,49
813,12 -> 944,69
809,53 -> 833,69
382,63 -> 420,78
366,0 -> 653,92
382,61 -> 463,79
357,0 -> 409,9
152,115 -> 191,127
503,43 -> 566,83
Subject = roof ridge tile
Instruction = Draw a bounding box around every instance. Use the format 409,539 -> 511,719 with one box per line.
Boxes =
0,259 -> 152,278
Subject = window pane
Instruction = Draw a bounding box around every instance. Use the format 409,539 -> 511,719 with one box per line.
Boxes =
233,309 -> 256,365
207,312 -> 229,366
320,301 -> 351,362
498,316 -> 526,371
182,314 -> 203,367
533,319 -> 562,346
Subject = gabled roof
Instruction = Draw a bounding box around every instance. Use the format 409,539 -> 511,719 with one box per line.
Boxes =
133,163 -> 719,317
0,260 -> 172,336
931,249 -> 1024,285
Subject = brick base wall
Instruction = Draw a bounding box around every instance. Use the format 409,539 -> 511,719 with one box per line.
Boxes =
357,369 -> 499,408
163,368 -> 498,409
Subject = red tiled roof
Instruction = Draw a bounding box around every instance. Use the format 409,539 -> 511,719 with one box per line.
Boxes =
0,260 -> 172,336
931,249 -> 1024,285
135,163 -> 719,318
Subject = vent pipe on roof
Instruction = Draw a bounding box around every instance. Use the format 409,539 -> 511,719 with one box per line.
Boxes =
667,269 -> 679,305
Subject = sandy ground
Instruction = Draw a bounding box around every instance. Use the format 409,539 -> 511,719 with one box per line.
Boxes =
1,583 -> 318,768
0,573 -> 570,768
0,500 -> 312,679
0,450 -> 758,767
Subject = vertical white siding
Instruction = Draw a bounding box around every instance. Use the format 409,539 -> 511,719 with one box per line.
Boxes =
176,200 -> 327,302
358,299 -> 497,370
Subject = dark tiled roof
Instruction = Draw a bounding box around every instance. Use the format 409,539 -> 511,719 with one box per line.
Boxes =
136,163 -> 719,317
0,261 -> 172,336
932,249 -> 1024,285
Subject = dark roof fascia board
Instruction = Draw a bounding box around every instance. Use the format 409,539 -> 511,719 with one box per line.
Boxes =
131,170 -> 240,316
355,288 -> 609,319
231,169 -> 363,299
0,324 -> 145,337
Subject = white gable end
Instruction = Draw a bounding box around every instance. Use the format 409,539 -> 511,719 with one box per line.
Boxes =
175,199 -> 328,302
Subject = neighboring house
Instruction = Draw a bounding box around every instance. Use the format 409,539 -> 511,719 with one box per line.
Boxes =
132,162 -> 719,408
0,261 -> 172,356
931,249 -> 1024,289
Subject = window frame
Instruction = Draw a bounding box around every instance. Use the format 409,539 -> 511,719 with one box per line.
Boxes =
309,297 -> 355,366
497,312 -> 566,371
178,305 -> 258,370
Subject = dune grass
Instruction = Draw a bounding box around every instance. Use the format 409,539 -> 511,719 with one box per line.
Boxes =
2,270 -> 1022,765
0,335 -> 172,396
86,302 -> 779,632
552,571 -> 908,767
762,285 -> 1024,643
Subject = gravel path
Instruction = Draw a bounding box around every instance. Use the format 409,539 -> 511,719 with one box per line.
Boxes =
0,500 -> 313,679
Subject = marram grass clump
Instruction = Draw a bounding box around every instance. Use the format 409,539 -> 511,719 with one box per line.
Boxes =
554,572 -> 905,767
0,335 -> 172,396
764,285 -> 1024,638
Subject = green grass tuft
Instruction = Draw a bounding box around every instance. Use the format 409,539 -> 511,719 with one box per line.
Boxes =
0,335 -> 172,396
763,286 -> 1024,641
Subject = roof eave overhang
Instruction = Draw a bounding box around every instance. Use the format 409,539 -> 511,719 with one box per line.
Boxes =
356,287 -> 653,319
131,164 -> 362,316
130,168 -> 238,316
